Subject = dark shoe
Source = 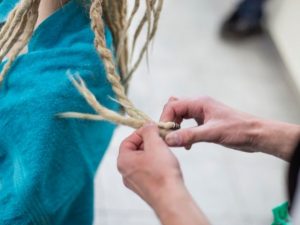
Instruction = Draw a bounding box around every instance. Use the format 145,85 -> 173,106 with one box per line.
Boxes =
221,1 -> 265,40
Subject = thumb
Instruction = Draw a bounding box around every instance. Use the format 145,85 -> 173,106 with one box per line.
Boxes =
165,126 -> 210,147
140,123 -> 168,152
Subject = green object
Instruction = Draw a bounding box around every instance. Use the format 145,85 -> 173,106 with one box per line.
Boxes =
271,202 -> 292,225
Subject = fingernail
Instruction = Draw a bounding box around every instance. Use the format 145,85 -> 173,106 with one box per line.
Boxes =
166,133 -> 181,146
168,96 -> 178,102
185,145 -> 192,151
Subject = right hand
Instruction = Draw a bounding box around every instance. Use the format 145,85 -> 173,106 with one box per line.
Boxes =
160,96 -> 300,160
160,96 -> 259,152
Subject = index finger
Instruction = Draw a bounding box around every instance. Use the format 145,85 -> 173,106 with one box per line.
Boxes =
138,123 -> 168,153
160,98 -> 204,123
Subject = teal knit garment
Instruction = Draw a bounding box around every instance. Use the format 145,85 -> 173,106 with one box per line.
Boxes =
0,1 -> 119,224
0,0 -> 19,22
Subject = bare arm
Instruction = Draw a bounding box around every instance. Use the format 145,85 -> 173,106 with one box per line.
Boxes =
160,97 -> 300,161
153,182 -> 210,225
252,119 -> 300,161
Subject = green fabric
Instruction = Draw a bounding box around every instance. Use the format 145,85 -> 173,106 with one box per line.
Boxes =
271,202 -> 292,225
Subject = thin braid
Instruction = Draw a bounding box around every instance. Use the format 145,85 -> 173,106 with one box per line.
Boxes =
0,0 -> 34,51
116,0 -> 139,77
145,0 -> 152,57
62,75 -> 145,129
72,0 -> 168,130
60,76 -> 179,137
0,8 -> 18,50
103,0 -> 128,79
130,9 -> 148,61
0,8 -> 22,50
0,0 -> 41,83
90,0 -> 150,120
113,0 -> 128,80
111,1 -> 121,32
118,0 -> 129,79
0,10 -> 28,62
108,1 -> 122,44
125,0 -> 163,83
0,0 -> 174,133
122,0 -> 140,44
129,0 -> 157,62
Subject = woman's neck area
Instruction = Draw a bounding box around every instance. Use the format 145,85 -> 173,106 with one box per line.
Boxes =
5,0 -> 69,58
36,0 -> 69,28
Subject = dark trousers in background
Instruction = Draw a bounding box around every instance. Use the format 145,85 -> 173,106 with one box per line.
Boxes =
238,0 -> 267,21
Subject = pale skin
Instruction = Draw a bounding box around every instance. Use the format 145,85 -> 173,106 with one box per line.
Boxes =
117,96 -> 300,225
36,0 -> 69,27
6,0 -> 68,57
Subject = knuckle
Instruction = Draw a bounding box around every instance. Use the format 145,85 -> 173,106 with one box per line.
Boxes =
168,96 -> 178,102
198,95 -> 213,103
117,156 -> 128,174
184,130 -> 196,144
122,178 -> 130,188
163,101 -> 172,111
119,140 -> 127,150
141,124 -> 152,134
162,102 -> 176,120
117,160 -> 124,173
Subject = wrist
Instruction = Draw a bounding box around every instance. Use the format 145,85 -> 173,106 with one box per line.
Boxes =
151,180 -> 210,225
252,119 -> 300,161
147,178 -> 187,212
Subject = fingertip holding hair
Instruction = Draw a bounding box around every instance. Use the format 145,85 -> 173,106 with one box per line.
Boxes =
165,132 -> 182,146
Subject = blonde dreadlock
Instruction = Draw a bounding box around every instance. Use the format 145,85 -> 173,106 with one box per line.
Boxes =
0,0 -> 179,135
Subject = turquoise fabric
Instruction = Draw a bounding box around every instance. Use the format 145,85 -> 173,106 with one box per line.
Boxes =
0,1 -> 119,224
0,0 -> 18,22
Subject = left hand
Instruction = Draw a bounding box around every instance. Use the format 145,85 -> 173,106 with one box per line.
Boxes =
117,123 -> 183,208
118,123 -> 211,225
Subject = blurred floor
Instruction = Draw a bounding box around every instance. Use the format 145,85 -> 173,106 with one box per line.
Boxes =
94,0 -> 300,224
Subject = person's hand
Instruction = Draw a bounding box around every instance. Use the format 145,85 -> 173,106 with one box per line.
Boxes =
118,123 -> 211,225
160,96 -> 300,161
117,123 -> 183,208
160,96 -> 260,152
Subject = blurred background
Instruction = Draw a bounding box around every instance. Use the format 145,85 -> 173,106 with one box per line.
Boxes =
94,0 -> 300,224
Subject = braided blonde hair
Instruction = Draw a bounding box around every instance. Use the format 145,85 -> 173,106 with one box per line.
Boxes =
0,0 -> 179,135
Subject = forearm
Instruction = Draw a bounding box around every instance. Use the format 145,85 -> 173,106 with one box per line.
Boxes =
253,119 -> 300,161
152,181 -> 210,225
